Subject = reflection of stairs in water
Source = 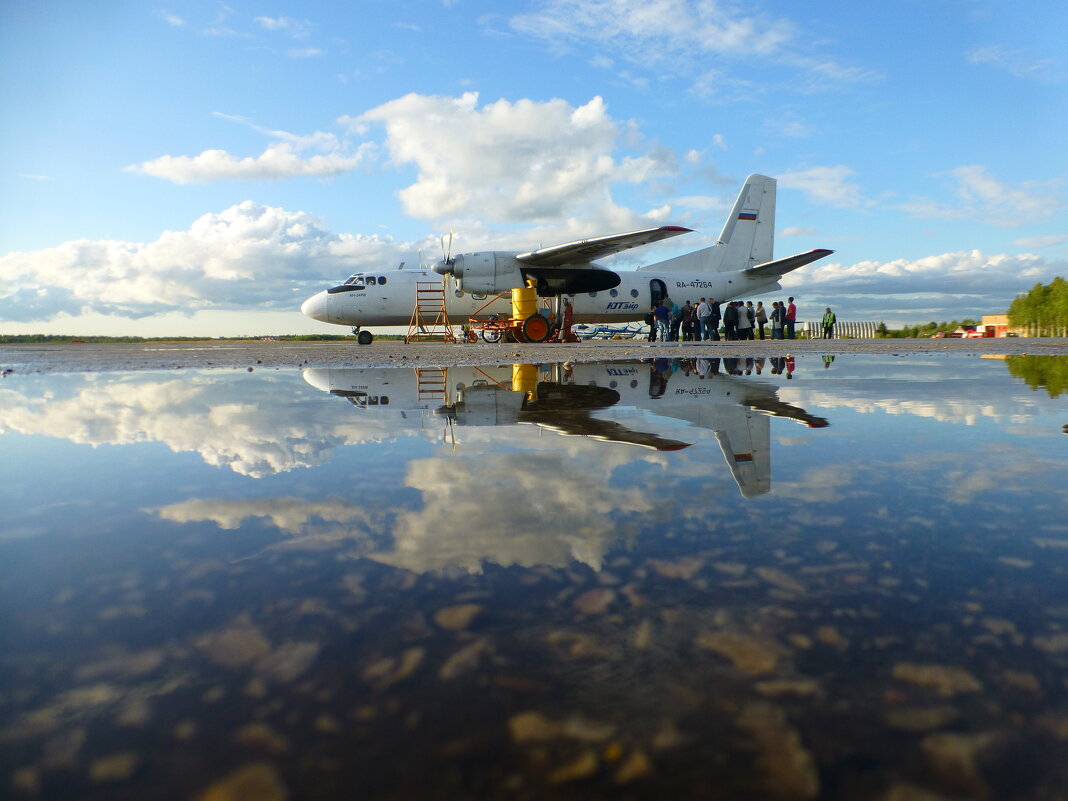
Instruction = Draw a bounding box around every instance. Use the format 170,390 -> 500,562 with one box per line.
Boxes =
416,367 -> 447,401
406,281 -> 456,343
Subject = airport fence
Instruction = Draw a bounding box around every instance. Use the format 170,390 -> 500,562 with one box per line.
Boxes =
801,321 -> 879,339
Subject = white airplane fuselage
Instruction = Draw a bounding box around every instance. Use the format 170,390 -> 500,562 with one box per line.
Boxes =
300,174 -> 831,336
300,265 -> 780,329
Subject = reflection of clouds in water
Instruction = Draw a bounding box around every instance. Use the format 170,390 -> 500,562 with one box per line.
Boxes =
771,465 -> 864,505
780,386 -> 1043,427
152,497 -> 377,534
0,374 -> 405,478
375,451 -> 654,574
868,443 -> 1061,508
149,497 -> 391,554
0,373 -> 715,479
775,436 -> 815,446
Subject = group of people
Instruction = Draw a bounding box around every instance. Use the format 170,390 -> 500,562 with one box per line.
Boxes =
645,296 -> 803,341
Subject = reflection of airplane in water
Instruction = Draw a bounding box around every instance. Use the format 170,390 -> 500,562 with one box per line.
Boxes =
303,359 -> 827,497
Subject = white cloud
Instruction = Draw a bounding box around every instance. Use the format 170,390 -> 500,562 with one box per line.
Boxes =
127,140 -> 371,183
511,0 -> 794,57
1013,234 -> 1067,249
895,166 -> 1062,227
966,45 -> 1058,81
287,47 -> 323,58
254,16 -> 312,38
508,0 -> 876,93
790,250 -> 1056,294
776,166 -> 865,208
780,227 -> 816,237
781,249 -> 1068,322
348,91 -> 676,225
0,202 -> 404,321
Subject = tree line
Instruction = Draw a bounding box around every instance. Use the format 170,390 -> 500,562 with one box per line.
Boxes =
1005,355 -> 1068,398
1007,277 -> 1068,337
874,320 -> 980,339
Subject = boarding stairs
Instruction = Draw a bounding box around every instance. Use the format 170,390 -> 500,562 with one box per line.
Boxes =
405,281 -> 457,343
415,367 -> 448,402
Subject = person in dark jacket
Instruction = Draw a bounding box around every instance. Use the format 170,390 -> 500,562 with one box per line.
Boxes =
708,299 -> 721,341
723,301 -> 739,340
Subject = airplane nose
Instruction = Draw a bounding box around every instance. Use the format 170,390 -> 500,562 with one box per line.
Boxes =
302,368 -> 332,392
301,291 -> 329,322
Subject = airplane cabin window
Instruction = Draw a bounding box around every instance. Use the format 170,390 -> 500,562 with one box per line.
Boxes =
589,292 -> 597,298
378,276 -> 387,285
610,289 -> 618,297
455,290 -> 464,298
630,289 -> 639,298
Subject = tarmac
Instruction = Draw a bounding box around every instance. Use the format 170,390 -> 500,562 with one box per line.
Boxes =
3,337 -> 1068,374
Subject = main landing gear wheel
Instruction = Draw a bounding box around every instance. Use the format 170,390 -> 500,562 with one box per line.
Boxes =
521,314 -> 551,343
356,330 -> 373,345
481,328 -> 503,343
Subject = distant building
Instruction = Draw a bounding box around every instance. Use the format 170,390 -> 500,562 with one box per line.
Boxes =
982,314 -> 1025,337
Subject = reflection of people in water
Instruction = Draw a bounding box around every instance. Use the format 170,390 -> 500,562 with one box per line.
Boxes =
822,354 -> 835,369
785,355 -> 796,379
695,357 -> 721,378
648,359 -> 671,397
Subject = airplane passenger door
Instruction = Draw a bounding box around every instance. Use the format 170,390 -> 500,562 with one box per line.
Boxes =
650,279 -> 667,307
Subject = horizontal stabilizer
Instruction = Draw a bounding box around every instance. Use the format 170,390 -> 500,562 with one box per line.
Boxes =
744,248 -> 834,279
517,226 -> 692,267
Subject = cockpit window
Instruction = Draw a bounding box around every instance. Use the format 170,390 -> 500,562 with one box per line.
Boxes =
367,276 -> 377,285
329,274 -> 367,294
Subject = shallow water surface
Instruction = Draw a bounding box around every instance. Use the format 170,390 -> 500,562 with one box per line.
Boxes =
1,355 -> 1067,800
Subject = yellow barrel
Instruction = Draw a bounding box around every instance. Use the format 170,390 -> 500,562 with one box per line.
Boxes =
512,363 -> 538,395
511,281 -> 538,320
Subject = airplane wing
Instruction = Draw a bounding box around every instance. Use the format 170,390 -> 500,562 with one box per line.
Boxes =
744,248 -> 834,279
516,226 -> 693,267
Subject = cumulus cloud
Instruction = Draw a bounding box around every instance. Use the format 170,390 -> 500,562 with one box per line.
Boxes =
789,250 -> 1059,295
348,92 -> 676,225
781,249 -> 1068,322
128,141 -> 371,183
0,202 -> 404,320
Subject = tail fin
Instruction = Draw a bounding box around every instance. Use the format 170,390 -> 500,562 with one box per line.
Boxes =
639,174 -> 776,273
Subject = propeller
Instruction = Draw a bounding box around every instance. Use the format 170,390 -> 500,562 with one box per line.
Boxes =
433,231 -> 456,277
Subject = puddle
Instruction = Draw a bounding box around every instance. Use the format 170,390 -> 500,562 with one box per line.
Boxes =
1,355 -> 1066,799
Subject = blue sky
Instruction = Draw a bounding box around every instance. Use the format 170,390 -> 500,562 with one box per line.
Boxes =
2,0 -> 1066,335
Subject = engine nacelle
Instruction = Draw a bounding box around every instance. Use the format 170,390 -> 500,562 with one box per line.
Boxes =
450,252 -> 525,294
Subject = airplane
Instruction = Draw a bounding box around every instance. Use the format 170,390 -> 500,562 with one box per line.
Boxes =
300,174 -> 833,344
302,359 -> 828,498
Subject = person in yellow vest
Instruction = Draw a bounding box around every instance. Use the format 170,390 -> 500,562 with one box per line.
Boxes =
822,307 -> 836,339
